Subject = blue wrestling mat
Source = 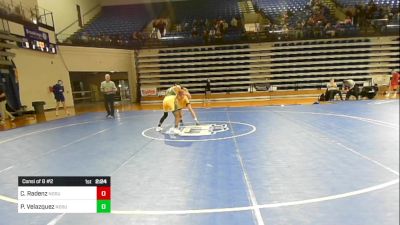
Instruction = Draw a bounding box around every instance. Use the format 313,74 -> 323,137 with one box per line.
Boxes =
0,100 -> 398,225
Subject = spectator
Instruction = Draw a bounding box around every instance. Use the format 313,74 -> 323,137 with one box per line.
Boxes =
205,18 -> 210,29
295,21 -> 304,39
343,79 -> 359,100
358,4 -> 367,31
231,17 -> 238,28
313,21 -> 323,38
205,79 -> 211,105
184,21 -> 190,31
344,16 -> 353,25
218,20 -> 224,33
209,27 -> 216,42
176,23 -> 182,32
203,30 -> 210,43
191,26 -> 198,37
325,78 -> 343,101
52,80 -> 69,116
152,19 -> 157,29
386,69 -> 399,98
116,35 -> 124,45
0,85 -> 15,125
324,22 -> 336,37
132,32 -> 138,41
223,20 -> 229,33
150,27 -> 158,39
215,28 -> 222,39
159,19 -> 167,37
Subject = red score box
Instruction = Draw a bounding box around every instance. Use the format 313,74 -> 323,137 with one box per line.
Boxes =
97,186 -> 111,200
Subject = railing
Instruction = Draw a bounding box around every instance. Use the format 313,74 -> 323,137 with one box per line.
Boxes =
0,0 -> 54,29
57,19 -> 399,50
36,6 -> 54,28
72,91 -> 94,102
0,18 -> 10,32
56,4 -> 101,43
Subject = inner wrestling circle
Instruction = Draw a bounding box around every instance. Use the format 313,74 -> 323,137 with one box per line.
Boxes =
141,121 -> 257,142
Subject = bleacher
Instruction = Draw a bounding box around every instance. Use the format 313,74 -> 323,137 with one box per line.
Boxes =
79,0 -> 242,37
78,4 -> 164,37
253,0 -> 309,22
158,0 -> 243,46
336,0 -> 399,7
139,44 -> 252,94
253,0 -> 399,20
137,36 -> 399,104
0,30 -> 21,66
171,0 -> 241,23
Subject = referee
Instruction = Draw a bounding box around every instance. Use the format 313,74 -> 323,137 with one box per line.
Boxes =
100,74 -> 117,118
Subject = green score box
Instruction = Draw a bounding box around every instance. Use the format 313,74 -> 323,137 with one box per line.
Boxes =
97,200 -> 111,213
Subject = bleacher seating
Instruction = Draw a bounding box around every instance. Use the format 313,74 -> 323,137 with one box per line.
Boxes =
69,1 -> 245,47
139,44 -> 252,94
79,4 -> 164,37
159,0 -> 243,46
0,30 -> 21,66
171,0 -> 241,24
253,0 -> 309,22
336,0 -> 399,7
61,0 -> 399,50
137,36 -> 399,103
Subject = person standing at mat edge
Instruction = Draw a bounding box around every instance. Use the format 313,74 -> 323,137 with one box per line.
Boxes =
52,80 -> 69,116
204,78 -> 211,106
0,85 -> 15,125
386,69 -> 399,98
101,74 -> 117,118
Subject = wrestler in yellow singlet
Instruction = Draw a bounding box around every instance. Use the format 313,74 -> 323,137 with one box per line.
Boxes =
162,93 -> 190,112
157,87 -> 198,133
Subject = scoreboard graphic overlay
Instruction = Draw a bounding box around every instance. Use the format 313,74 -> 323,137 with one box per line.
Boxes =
18,176 -> 111,213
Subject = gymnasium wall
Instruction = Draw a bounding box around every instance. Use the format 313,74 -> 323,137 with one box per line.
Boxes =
59,46 -> 137,102
11,46 -> 137,110
6,20 -> 56,44
12,35 -> 398,110
7,21 -> 25,36
37,0 -> 101,35
2,0 -> 37,11
10,48 -> 73,111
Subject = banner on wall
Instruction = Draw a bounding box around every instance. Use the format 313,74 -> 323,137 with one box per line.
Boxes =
140,86 -> 157,96
24,27 -> 50,42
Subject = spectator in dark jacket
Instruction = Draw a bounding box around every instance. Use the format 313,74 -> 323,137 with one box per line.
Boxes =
53,80 -> 69,116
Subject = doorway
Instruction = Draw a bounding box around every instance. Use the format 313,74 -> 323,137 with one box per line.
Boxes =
69,72 -> 130,104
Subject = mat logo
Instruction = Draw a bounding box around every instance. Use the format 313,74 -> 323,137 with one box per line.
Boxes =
169,124 -> 229,136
